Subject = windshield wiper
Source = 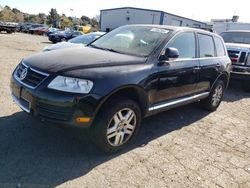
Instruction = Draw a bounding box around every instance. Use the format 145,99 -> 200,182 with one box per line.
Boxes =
89,44 -> 122,54
105,48 -> 121,53
89,44 -> 105,50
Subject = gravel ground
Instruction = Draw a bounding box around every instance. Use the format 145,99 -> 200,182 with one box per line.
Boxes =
0,33 -> 250,188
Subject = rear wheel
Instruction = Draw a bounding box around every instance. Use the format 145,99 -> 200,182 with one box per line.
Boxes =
201,80 -> 225,111
91,98 -> 141,153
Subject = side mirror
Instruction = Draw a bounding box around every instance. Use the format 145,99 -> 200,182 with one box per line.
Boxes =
159,47 -> 179,62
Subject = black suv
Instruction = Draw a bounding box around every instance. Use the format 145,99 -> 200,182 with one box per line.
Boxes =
220,30 -> 250,91
11,25 -> 231,153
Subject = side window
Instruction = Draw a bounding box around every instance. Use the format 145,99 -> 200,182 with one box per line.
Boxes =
167,32 -> 196,59
198,34 -> 215,58
214,37 -> 226,57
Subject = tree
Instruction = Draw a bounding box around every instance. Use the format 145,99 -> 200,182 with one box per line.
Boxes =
94,14 -> 100,22
90,18 -> 98,27
47,8 -> 60,27
60,14 -> 73,28
81,15 -> 90,26
0,6 -> 15,22
38,13 -> 47,24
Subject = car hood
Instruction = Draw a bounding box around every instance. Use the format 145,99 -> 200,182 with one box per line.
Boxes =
226,42 -> 250,50
24,47 -> 147,74
43,42 -> 83,51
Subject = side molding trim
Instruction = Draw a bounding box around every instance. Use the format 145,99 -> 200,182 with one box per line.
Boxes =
149,92 -> 209,111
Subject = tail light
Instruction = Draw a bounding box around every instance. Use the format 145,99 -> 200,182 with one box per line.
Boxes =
230,57 -> 238,62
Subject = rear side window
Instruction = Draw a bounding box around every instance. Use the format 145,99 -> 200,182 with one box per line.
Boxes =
167,32 -> 196,59
198,34 -> 215,58
214,37 -> 226,57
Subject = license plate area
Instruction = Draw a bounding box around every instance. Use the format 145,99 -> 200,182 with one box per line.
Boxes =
12,93 -> 31,113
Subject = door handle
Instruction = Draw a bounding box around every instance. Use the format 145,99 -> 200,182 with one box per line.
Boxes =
193,66 -> 200,73
193,66 -> 201,70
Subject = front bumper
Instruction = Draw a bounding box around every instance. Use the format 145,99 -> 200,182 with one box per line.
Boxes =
48,36 -> 61,43
231,65 -> 250,81
10,77 -> 102,128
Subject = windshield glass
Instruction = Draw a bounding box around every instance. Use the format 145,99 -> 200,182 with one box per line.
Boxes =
91,25 -> 170,56
69,34 -> 100,44
220,32 -> 250,44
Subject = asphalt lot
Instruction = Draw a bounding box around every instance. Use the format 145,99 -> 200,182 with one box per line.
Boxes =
0,32 -> 250,188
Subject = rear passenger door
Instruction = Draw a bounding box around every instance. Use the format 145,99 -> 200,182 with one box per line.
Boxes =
197,33 -> 221,92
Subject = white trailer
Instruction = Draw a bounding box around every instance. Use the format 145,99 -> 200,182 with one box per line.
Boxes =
100,7 -> 207,32
213,22 -> 250,34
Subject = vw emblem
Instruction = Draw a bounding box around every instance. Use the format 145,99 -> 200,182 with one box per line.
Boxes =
20,68 -> 28,81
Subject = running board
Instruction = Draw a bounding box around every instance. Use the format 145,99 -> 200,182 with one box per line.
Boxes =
149,92 -> 210,111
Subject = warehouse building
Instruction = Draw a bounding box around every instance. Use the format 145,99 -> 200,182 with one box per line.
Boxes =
210,16 -> 250,34
100,7 -> 207,32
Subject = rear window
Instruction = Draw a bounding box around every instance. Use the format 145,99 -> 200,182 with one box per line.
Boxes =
214,37 -> 226,57
198,34 -> 215,58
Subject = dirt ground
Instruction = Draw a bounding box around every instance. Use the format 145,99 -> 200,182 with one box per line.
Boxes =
0,32 -> 250,188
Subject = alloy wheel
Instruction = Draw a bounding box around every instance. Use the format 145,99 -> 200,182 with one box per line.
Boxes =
106,108 -> 136,146
212,84 -> 223,107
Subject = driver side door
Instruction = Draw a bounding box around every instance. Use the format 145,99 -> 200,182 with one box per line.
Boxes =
155,31 -> 200,103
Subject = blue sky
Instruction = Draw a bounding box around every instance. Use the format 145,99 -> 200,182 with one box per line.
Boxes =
1,0 -> 250,22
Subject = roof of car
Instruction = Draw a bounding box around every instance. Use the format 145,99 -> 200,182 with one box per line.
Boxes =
125,24 -> 219,37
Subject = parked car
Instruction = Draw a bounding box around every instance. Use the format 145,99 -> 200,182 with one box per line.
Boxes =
43,32 -> 105,51
0,21 -> 16,33
34,27 -> 49,35
48,30 -> 83,43
28,24 -> 46,34
10,25 -> 231,153
220,30 -> 250,91
45,27 -> 59,36
21,23 -> 32,33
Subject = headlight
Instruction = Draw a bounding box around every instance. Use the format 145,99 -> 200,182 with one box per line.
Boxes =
48,76 -> 93,93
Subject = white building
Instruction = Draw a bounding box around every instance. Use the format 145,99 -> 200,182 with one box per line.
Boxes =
210,16 -> 250,34
212,22 -> 250,34
100,7 -> 207,32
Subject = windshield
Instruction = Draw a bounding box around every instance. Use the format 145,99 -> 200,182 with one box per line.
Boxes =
69,34 -> 101,44
220,32 -> 250,44
91,25 -> 170,56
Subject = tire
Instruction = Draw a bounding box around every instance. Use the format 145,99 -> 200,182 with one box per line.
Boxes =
243,81 -> 250,92
201,80 -> 225,111
91,98 -> 141,153
61,38 -> 67,42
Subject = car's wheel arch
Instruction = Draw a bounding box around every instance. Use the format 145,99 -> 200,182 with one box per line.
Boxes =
210,72 -> 229,93
94,85 -> 149,120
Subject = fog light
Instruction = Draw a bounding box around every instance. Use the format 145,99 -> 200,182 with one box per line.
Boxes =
76,117 -> 91,123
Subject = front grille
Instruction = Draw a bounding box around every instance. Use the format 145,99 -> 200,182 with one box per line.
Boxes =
14,63 -> 49,88
228,50 -> 247,64
239,52 -> 246,63
36,102 -> 74,121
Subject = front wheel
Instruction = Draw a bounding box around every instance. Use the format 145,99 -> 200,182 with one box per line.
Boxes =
61,38 -> 67,42
91,98 -> 141,153
201,80 -> 225,111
